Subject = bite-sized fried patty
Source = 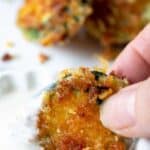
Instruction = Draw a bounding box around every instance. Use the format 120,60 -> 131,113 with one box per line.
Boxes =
86,0 -> 150,51
17,0 -> 92,45
37,67 -> 129,150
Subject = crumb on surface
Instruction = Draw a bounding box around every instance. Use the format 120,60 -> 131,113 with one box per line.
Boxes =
6,41 -> 15,48
2,53 -> 13,61
38,53 -> 49,64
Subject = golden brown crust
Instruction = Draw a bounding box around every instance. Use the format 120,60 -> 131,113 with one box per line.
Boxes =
37,68 -> 128,150
17,0 -> 92,45
86,0 -> 150,51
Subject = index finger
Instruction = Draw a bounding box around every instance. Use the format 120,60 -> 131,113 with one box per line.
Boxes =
111,24 -> 150,83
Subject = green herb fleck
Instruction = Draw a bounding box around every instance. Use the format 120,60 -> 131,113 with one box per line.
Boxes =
73,16 -> 80,22
24,28 -> 40,40
96,98 -> 103,105
81,0 -> 90,4
63,22 -> 68,30
62,6 -> 69,12
91,71 -> 106,80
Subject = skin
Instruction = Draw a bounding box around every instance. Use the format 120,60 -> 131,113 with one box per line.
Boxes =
100,24 -> 150,138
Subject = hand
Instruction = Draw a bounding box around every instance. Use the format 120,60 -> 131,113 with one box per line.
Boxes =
100,24 -> 150,138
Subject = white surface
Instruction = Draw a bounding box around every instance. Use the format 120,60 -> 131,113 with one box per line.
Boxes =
0,71 -> 44,150
0,92 -> 41,150
0,0 -> 100,73
0,70 -> 62,150
136,139 -> 150,150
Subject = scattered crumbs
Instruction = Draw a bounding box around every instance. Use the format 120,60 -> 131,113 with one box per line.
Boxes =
38,53 -> 49,64
2,53 -> 13,61
6,41 -> 15,48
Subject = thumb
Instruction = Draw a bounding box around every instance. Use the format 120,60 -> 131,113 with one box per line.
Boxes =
100,77 -> 150,138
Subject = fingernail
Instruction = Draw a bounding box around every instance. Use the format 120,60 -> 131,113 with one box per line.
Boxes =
100,89 -> 136,130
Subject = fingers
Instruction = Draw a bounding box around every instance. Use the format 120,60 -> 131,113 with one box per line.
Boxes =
100,77 -> 150,138
111,24 -> 150,83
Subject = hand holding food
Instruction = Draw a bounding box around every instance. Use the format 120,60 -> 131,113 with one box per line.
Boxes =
37,68 -> 129,149
101,24 -> 150,138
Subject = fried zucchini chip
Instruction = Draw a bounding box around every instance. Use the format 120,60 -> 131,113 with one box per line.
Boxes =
37,68 -> 129,150
17,0 -> 92,45
86,0 -> 150,52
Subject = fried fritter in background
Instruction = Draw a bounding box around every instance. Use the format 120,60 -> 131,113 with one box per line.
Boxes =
17,0 -> 150,59
86,0 -> 150,58
17,0 -> 92,45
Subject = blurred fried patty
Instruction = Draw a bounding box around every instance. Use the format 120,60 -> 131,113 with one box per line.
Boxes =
86,0 -> 150,51
17,0 -> 92,45
37,68 -> 129,150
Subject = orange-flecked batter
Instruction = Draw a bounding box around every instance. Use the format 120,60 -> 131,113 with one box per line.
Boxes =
37,68 -> 129,150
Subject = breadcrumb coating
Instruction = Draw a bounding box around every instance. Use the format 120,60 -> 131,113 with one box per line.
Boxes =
86,0 -> 150,51
17,0 -> 92,45
37,68 -> 129,150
